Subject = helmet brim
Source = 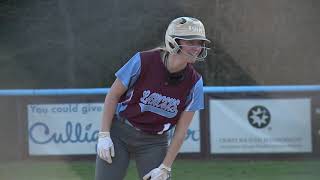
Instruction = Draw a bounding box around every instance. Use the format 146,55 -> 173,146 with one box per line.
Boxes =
173,35 -> 211,43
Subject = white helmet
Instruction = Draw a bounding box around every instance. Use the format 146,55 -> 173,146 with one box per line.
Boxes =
165,17 -> 210,61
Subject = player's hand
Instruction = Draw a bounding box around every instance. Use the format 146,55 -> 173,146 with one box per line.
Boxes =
97,132 -> 115,164
143,164 -> 171,180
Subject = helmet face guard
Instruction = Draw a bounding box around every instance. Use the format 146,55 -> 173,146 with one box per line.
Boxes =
165,17 -> 210,61
176,44 -> 210,62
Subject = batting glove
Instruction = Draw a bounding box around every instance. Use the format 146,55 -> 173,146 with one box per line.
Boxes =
97,131 -> 115,164
143,164 -> 171,180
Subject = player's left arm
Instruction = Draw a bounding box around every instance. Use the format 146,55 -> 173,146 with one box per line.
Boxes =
162,76 -> 203,167
161,76 -> 203,168
162,110 -> 195,167
143,77 -> 203,179
143,111 -> 195,180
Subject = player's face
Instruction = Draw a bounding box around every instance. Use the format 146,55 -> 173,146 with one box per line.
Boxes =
178,39 -> 205,63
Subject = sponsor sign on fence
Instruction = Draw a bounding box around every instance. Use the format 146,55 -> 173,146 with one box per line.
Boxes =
27,103 -> 200,155
210,98 -> 312,154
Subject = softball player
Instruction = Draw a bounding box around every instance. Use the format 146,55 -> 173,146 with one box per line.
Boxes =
95,16 -> 210,180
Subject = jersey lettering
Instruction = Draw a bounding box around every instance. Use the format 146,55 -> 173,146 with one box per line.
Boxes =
139,90 -> 180,118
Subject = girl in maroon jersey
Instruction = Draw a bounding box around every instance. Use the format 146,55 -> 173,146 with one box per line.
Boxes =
95,17 -> 210,180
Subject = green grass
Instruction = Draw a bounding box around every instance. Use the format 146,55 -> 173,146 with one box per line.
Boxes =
0,159 -> 319,180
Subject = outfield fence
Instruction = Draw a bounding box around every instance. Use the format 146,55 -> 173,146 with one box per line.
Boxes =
1,85 -> 320,160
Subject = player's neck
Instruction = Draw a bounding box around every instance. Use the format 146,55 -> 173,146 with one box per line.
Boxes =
166,54 -> 187,73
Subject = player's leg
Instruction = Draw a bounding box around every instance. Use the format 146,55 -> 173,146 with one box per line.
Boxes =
133,133 -> 169,179
95,120 -> 130,180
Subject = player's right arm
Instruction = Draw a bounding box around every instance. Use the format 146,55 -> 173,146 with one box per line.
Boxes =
98,52 -> 141,163
100,78 -> 127,132
101,52 -> 141,131
97,78 -> 127,163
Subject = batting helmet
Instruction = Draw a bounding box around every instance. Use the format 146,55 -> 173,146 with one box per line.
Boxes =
165,17 -> 210,61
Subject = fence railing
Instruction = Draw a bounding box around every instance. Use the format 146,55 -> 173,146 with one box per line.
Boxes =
1,85 -> 320,96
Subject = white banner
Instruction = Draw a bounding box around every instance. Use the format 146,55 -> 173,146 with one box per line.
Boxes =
169,111 -> 200,153
28,103 -> 200,155
210,98 -> 312,154
28,103 -> 102,155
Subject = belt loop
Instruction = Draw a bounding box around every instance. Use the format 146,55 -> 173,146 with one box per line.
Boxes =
121,117 -> 142,132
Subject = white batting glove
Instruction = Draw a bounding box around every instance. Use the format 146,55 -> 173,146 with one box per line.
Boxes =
143,164 -> 171,180
97,132 -> 115,164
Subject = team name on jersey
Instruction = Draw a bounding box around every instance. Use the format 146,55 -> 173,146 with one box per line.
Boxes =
139,90 -> 180,118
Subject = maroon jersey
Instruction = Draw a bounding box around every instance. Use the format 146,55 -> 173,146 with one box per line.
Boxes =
115,49 -> 204,134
